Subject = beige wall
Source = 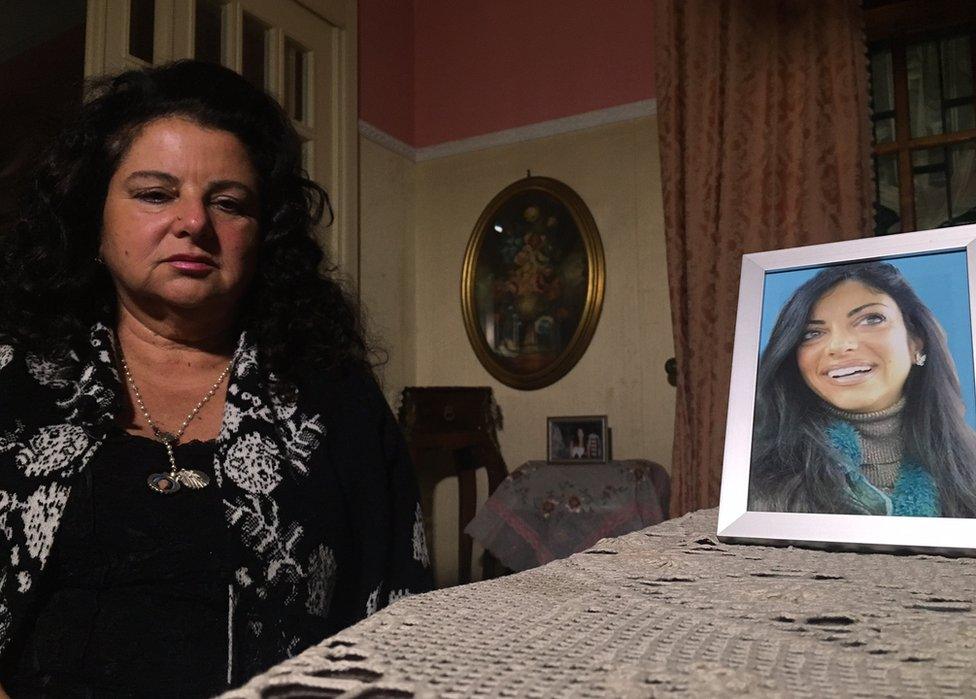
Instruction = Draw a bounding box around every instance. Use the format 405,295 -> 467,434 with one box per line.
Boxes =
359,137 -> 417,405
413,116 -> 674,468
358,115 -> 675,586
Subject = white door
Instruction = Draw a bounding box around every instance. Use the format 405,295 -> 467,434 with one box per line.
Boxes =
84,0 -> 360,288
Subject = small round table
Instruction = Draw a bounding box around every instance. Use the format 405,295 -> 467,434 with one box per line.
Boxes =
465,459 -> 670,572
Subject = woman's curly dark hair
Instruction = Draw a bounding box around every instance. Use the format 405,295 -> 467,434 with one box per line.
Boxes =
0,59 -> 374,382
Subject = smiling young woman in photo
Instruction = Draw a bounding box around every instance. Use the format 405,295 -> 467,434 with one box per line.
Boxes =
748,262 -> 976,517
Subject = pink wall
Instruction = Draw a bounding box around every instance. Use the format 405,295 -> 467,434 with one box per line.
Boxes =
359,0 -> 655,148
358,0 -> 414,145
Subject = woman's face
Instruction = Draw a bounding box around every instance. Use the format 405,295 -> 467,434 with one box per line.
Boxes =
796,280 -> 921,413
100,116 -> 261,316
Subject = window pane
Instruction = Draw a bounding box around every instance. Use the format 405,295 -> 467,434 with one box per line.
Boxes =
871,49 -> 895,113
242,13 -> 268,89
907,40 -> 944,138
913,147 -> 949,229
942,35 -> 975,135
949,140 -> 976,223
129,0 -> 155,63
195,0 -> 224,66
947,104 -> 976,133
941,35 -> 973,100
870,48 -> 896,144
285,39 -> 308,123
874,153 -> 900,235
875,117 -> 896,144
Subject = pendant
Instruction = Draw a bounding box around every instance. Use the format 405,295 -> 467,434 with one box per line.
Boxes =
148,472 -> 182,494
147,469 -> 210,493
177,469 -> 211,489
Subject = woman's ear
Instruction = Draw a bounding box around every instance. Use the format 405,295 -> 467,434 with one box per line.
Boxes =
910,335 -> 926,366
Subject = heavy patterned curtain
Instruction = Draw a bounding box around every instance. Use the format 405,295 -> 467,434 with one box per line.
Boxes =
655,0 -> 875,516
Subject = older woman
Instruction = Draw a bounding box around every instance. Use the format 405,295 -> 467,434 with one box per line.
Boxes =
0,60 -> 431,696
749,261 -> 976,517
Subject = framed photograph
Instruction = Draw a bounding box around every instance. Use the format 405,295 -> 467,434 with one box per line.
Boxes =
547,415 -> 608,464
461,176 -> 605,391
718,224 -> 976,556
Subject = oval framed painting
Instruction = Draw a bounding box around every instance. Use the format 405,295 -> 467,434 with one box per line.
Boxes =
461,176 -> 605,390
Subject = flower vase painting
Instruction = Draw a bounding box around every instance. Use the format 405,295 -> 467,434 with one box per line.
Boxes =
462,177 -> 605,390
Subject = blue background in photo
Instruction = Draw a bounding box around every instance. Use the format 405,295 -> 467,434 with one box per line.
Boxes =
758,250 -> 976,428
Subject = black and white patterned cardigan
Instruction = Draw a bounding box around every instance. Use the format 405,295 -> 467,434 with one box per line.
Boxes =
0,323 -> 432,686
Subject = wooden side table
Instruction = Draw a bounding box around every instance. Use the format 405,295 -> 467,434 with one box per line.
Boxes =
398,387 -> 508,584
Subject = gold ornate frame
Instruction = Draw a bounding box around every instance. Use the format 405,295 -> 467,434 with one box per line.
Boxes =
461,176 -> 605,390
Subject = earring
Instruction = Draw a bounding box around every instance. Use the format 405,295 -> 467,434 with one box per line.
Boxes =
914,351 -> 927,367
94,255 -> 104,264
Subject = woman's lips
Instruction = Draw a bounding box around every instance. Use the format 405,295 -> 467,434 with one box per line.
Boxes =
167,259 -> 214,274
824,364 -> 875,385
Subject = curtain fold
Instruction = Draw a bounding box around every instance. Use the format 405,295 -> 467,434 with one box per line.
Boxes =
655,0 -> 875,517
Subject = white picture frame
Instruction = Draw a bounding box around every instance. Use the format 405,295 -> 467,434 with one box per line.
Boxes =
718,224 -> 976,555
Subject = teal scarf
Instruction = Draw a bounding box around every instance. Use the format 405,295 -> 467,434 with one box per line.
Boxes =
825,421 -> 940,517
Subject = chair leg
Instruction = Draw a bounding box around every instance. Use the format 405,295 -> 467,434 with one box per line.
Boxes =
457,465 -> 476,585
483,550 -> 497,579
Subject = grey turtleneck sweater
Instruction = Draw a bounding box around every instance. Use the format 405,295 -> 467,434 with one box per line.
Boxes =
825,397 -> 905,493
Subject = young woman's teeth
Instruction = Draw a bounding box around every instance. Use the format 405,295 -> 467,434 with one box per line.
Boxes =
828,365 -> 871,379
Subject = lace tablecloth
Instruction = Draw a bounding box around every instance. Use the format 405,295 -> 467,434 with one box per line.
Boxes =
225,508 -> 976,698
464,459 -> 670,571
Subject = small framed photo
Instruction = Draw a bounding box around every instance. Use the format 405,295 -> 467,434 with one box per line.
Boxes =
547,415 -> 608,463
718,224 -> 976,556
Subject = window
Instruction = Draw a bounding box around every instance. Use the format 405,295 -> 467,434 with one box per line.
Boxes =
866,1 -> 976,235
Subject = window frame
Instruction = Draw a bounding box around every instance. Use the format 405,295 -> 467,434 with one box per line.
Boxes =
865,0 -> 976,234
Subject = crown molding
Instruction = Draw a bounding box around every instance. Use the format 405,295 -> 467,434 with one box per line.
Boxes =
358,120 -> 417,161
358,98 -> 657,163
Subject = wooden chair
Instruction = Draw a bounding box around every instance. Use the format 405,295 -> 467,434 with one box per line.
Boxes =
398,387 -> 508,584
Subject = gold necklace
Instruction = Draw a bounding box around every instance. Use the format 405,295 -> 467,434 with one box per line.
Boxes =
119,352 -> 233,494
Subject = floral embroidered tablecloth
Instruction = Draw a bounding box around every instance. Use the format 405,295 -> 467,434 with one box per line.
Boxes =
464,459 -> 670,571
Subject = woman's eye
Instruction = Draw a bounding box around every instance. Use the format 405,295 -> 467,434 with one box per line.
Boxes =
135,190 -> 172,204
212,198 -> 243,214
858,312 -> 886,326
801,329 -> 822,342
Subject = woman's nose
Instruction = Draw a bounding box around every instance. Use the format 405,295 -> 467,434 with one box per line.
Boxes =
173,198 -> 211,237
827,328 -> 857,353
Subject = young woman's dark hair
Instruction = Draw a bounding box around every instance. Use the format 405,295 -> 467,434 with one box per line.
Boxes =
749,261 -> 976,517
0,59 -> 371,382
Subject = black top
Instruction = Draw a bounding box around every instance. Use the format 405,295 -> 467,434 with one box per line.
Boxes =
5,430 -> 230,698
0,328 -> 434,687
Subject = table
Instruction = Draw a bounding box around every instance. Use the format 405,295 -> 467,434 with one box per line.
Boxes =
397,386 -> 507,583
224,508 -> 976,697
464,459 -> 670,572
